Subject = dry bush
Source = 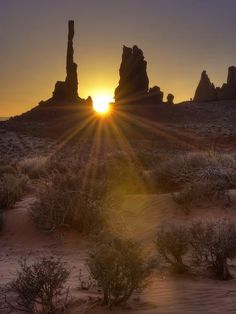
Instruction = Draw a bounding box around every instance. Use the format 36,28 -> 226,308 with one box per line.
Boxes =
32,169 -> 106,233
153,151 -> 236,192
87,238 -> 152,306
0,164 -> 16,176
0,173 -> 28,209
5,257 -> 70,313
173,177 -> 231,210
18,156 -> 49,179
189,220 -> 236,280
32,150 -> 145,233
100,151 -> 148,194
135,151 -> 168,170
48,148 -> 150,194
156,224 -> 189,273
0,211 -> 3,232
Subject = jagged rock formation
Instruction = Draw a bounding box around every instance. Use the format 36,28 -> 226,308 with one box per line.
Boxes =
114,45 -> 166,105
194,71 -> 217,102
217,66 -> 236,100
148,86 -> 164,104
7,20 -> 93,137
194,67 -> 236,102
115,45 -> 149,102
53,20 -> 79,101
167,93 -> 174,105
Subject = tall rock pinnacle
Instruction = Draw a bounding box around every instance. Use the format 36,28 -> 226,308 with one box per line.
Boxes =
115,46 -> 149,102
193,70 -> 217,102
53,20 -> 79,101
114,45 -> 164,105
65,20 -> 78,99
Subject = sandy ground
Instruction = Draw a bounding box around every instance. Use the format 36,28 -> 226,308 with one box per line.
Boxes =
1,191 -> 236,313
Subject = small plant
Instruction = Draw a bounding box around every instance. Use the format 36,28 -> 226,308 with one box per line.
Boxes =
155,224 -> 189,273
173,178 -> 231,210
18,156 -> 49,179
5,257 -> 70,313
0,173 -> 28,209
87,238 -> 152,306
0,211 -> 3,232
0,164 -> 16,176
153,152 -> 236,192
32,170 -> 105,233
189,220 -> 236,280
101,151 -> 147,194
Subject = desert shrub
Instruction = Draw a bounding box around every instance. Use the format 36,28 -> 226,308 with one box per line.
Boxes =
101,151 -> 147,194
0,164 -> 16,176
0,211 -> 3,232
33,150 -> 146,233
18,156 -> 49,179
0,173 -> 28,209
156,224 -> 189,273
5,257 -> 69,313
189,220 -> 236,280
153,152 -> 236,192
49,149 -> 150,194
32,170 -> 106,233
87,238 -> 152,305
136,151 -> 168,170
173,177 -> 231,210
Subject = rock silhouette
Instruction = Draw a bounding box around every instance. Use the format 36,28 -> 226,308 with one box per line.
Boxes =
8,20 -> 93,136
32,20 -> 91,107
167,93 -> 174,105
217,66 -> 236,100
115,46 -> 149,102
194,67 -> 236,102
194,71 -> 217,102
148,86 -> 164,104
115,45 -> 165,105
53,20 -> 79,101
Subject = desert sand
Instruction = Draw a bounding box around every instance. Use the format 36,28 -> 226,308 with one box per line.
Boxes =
1,185 -> 236,313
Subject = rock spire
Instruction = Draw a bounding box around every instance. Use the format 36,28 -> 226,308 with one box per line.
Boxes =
53,20 -> 79,101
114,45 -> 165,105
115,45 -> 149,102
193,70 -> 217,102
194,67 -> 236,102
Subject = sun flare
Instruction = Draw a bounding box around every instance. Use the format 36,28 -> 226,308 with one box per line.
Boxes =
93,95 -> 112,115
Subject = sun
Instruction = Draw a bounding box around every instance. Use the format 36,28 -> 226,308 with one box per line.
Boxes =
93,95 -> 112,115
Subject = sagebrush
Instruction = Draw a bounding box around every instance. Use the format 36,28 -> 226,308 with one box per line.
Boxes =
88,238 -> 152,305
156,224 -> 189,273
5,257 -> 70,313
0,173 -> 28,209
189,220 -> 236,280
153,152 -> 236,192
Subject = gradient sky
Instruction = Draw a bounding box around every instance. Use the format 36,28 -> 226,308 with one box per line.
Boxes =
1,0 -> 236,116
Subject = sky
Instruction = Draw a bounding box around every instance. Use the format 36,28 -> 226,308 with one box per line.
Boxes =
1,0 -> 236,116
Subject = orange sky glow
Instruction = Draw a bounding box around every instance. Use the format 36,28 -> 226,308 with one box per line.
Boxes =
1,0 -> 236,116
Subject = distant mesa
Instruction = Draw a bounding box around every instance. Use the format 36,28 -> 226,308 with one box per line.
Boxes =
114,45 -> 165,105
194,66 -> 236,102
